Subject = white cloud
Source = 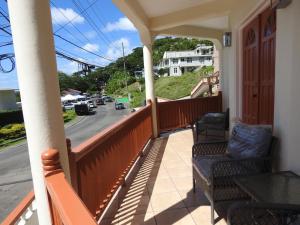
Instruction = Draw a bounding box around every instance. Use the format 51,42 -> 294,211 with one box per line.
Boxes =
106,38 -> 132,60
58,61 -> 79,74
103,17 -> 137,32
51,7 -> 84,25
83,43 -> 99,52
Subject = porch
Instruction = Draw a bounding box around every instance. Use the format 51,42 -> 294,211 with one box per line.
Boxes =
2,0 -> 300,224
100,129 -> 226,225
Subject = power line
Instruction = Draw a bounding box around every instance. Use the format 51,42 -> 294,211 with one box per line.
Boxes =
0,41 -> 12,47
56,50 -> 101,67
71,0 -> 118,51
0,26 -> 11,35
54,34 -> 112,61
50,1 -> 96,47
54,0 -> 99,33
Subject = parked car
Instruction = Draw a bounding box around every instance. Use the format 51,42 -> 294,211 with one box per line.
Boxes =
63,102 -> 74,110
103,96 -> 114,102
96,98 -> 105,105
115,102 -> 125,110
74,103 -> 91,115
88,100 -> 97,108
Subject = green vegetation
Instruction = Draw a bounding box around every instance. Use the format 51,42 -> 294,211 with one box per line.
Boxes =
0,110 -> 76,149
111,66 -> 214,108
63,110 -> 77,123
0,123 -> 26,140
58,37 -> 213,95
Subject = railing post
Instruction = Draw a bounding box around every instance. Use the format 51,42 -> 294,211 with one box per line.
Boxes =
218,91 -> 223,112
66,139 -> 79,193
42,149 -> 62,177
155,98 -> 160,136
143,41 -> 158,138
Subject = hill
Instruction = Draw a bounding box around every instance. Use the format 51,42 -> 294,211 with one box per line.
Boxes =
58,37 -> 213,94
112,66 -> 213,108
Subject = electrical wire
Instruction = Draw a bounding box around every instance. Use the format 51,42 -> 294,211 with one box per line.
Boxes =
54,34 -> 112,61
50,1 -> 97,47
54,0 -> 99,33
0,53 -> 15,73
70,0 -> 119,51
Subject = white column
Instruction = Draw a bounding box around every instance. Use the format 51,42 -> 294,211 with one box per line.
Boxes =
7,0 -> 70,224
143,43 -> 158,137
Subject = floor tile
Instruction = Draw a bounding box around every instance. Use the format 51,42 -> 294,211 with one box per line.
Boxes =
150,191 -> 185,213
154,208 -> 196,225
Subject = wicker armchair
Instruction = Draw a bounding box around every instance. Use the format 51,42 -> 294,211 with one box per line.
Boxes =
227,202 -> 300,225
195,108 -> 229,141
192,137 -> 276,225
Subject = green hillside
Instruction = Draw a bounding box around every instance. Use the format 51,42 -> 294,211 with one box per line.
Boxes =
58,37 -> 213,94
112,66 -> 213,108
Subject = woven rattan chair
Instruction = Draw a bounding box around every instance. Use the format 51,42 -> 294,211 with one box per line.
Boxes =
192,133 -> 277,225
195,108 -> 229,141
227,202 -> 300,225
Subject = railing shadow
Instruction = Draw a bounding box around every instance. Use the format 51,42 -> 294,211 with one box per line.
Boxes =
100,132 -> 229,225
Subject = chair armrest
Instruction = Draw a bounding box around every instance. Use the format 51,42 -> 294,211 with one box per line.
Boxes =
211,156 -> 272,178
192,141 -> 228,157
228,202 -> 300,225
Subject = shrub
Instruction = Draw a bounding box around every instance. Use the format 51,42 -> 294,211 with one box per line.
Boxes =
0,110 -> 24,127
63,110 -> 76,123
0,123 -> 26,140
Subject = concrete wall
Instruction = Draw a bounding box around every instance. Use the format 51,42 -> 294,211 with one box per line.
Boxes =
273,0 -> 300,173
0,90 -> 18,111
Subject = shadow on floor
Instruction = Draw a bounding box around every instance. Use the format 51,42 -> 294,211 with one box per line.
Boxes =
100,130 -> 230,225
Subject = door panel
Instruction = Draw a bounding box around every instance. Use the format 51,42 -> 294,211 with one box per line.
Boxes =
259,8 -> 276,124
242,17 -> 260,124
242,8 -> 276,125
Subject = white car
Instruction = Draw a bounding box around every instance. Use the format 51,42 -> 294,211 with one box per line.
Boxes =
63,102 -> 74,110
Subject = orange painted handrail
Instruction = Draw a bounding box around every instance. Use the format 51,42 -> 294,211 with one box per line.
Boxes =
157,92 -> 222,131
68,104 -> 153,219
1,191 -> 34,225
42,149 -> 97,225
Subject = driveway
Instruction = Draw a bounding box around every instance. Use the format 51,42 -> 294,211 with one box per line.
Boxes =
0,102 -> 130,222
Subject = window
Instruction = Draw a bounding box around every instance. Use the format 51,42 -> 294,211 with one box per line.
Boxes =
172,58 -> 178,64
180,58 -> 185,62
199,57 -> 204,63
164,60 -> 169,66
196,49 -> 200,53
187,58 -> 192,63
174,68 -> 178,73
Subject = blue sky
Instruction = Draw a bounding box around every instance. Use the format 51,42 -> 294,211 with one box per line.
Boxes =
0,0 -> 141,89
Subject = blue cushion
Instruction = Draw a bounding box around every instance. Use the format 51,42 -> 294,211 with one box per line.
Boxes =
228,123 -> 272,159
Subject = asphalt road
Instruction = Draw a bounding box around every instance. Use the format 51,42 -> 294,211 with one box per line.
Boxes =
0,102 -> 130,222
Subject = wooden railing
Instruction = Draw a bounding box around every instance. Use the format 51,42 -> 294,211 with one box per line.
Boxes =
42,149 -> 97,225
1,191 -> 35,225
68,103 -> 153,219
157,92 -> 222,132
2,95 -> 221,224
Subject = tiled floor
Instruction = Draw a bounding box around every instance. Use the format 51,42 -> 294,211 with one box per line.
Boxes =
100,129 -> 227,225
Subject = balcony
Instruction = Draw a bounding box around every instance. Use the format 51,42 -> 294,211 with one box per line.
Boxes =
100,129 -> 227,225
2,95 -> 223,225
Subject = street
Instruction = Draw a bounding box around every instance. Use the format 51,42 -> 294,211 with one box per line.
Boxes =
0,102 -> 130,222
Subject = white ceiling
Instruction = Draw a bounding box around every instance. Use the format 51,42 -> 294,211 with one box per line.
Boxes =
189,16 -> 229,30
136,0 -> 214,18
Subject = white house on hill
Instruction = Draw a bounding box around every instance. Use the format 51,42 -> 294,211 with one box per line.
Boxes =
158,44 -> 214,76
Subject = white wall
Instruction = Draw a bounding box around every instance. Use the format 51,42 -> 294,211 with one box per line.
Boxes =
273,0 -> 300,173
0,90 -> 18,111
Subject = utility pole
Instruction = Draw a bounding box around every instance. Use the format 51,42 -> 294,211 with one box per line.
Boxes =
122,42 -> 130,102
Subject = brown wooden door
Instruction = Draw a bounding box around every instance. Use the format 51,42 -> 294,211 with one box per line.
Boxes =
242,8 -> 276,125
259,8 -> 276,124
242,17 -> 260,124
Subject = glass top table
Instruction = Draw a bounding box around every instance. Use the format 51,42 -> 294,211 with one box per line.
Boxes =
234,171 -> 300,208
